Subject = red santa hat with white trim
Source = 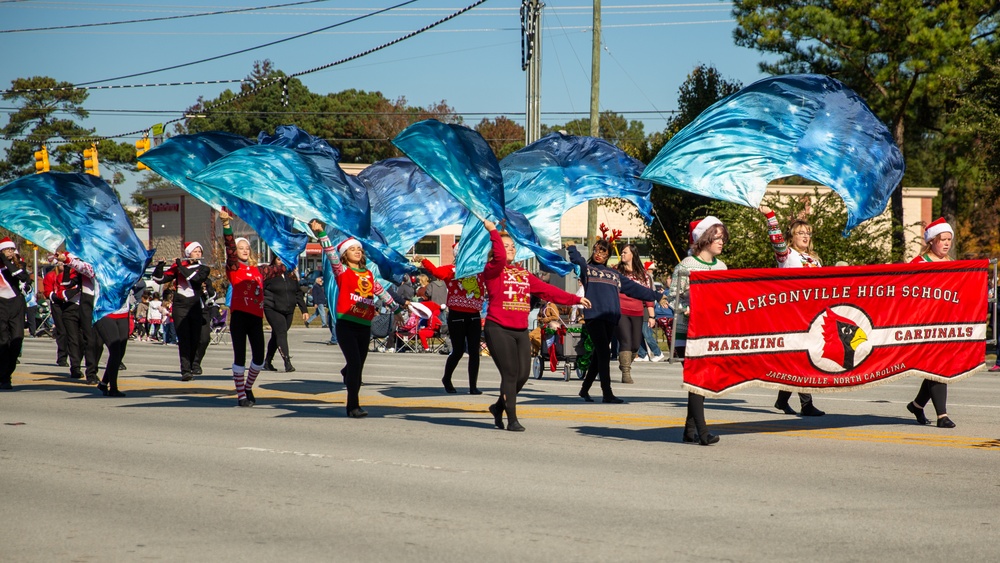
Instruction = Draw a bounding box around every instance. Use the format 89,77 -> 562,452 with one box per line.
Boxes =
183,241 -> 202,257
0,237 -> 14,251
337,237 -> 362,256
689,216 -> 723,244
923,217 -> 953,242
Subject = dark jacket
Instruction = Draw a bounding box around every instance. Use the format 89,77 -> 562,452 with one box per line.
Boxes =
310,282 -> 327,306
264,272 -> 308,314
567,246 -> 662,324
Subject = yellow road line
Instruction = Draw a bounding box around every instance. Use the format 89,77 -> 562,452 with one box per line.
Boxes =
13,372 -> 999,450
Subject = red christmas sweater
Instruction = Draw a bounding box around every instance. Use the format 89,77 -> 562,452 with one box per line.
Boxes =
224,226 -> 276,317
420,259 -> 486,314
481,230 -> 582,330
317,232 -> 400,327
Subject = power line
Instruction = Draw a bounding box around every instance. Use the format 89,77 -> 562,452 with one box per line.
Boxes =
73,0 -> 420,87
0,106 -> 677,117
0,0 -> 335,34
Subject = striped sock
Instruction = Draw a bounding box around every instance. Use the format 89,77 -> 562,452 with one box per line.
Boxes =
232,364 -> 246,401
246,362 -> 263,391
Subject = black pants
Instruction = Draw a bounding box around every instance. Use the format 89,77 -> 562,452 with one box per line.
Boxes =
25,305 -> 37,336
337,319 -> 370,412
443,311 -> 481,389
94,316 -> 129,390
776,390 -> 814,408
0,296 -> 26,386
685,392 -> 709,438
265,308 -> 294,363
173,299 -> 204,376
616,314 -> 643,353
60,300 -> 97,375
581,319 -> 616,399
230,310 -> 265,367
51,299 -> 68,363
193,307 -> 213,371
914,379 -> 948,416
483,321 -> 530,424
81,296 -> 101,379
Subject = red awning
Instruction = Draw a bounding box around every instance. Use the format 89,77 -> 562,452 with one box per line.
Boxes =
305,243 -> 322,256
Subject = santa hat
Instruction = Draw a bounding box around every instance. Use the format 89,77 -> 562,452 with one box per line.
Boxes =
923,217 -> 953,242
0,237 -> 14,251
643,261 -> 655,271
689,216 -> 723,244
183,241 -> 202,257
337,237 -> 362,256
234,237 -> 250,248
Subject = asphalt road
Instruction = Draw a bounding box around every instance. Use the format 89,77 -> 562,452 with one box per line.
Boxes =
3,328 -> 999,562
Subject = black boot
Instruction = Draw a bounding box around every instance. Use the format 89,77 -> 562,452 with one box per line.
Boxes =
263,360 -> 277,372
687,392 -> 719,446
283,359 -> 295,373
442,376 -> 457,394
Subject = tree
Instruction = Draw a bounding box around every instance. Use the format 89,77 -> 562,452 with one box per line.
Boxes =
0,76 -> 93,181
182,60 -> 460,163
646,65 -> 744,272
475,116 -> 525,159
543,111 -> 647,159
731,0 -> 1000,260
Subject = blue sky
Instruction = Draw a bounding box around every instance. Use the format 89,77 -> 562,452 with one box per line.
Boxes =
0,1 -> 772,195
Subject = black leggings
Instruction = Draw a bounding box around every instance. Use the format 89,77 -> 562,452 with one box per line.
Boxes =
443,311 -> 481,388
0,296 -> 25,386
173,299 -> 204,375
336,319 -> 370,412
581,319 -> 616,399
616,314 -> 643,353
265,308 -> 294,363
914,379 -> 949,416
483,321 -> 530,424
94,316 -> 129,390
230,310 -> 265,367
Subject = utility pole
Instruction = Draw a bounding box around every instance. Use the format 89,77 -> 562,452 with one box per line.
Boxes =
586,0 -> 601,247
522,0 -> 543,145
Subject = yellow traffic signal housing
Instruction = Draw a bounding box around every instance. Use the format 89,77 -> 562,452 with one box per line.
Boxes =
34,145 -> 50,173
83,144 -> 100,177
136,136 -> 151,170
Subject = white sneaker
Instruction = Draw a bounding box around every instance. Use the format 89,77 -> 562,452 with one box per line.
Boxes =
634,355 -> 648,362
650,354 -> 665,363
385,348 -> 395,353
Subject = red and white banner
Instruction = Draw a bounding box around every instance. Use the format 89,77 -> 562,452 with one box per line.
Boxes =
684,260 -> 989,397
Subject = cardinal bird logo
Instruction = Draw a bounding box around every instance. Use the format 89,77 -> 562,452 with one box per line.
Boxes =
820,307 -> 869,370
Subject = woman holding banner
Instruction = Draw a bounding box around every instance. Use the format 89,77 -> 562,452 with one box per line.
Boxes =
670,217 -> 729,445
906,218 -> 957,429
759,205 -> 826,417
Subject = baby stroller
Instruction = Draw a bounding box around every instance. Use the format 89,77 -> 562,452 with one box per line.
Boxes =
531,304 -> 586,380
34,299 -> 55,338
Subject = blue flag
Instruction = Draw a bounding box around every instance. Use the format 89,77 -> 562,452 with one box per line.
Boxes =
190,128 -> 412,282
640,74 -> 904,234
0,173 -> 153,321
138,131 -> 308,268
358,157 -> 469,256
393,120 -> 547,277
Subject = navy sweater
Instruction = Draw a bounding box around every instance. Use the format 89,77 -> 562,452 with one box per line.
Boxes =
568,246 -> 662,324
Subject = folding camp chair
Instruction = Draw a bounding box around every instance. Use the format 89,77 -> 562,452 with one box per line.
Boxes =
210,308 -> 230,345
369,311 -> 393,352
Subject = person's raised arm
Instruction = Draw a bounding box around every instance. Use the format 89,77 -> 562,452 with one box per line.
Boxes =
481,220 -> 506,280
759,204 -> 789,266
309,219 -> 345,276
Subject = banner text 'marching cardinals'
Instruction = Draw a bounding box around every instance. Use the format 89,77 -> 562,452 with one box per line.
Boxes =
683,260 -> 989,397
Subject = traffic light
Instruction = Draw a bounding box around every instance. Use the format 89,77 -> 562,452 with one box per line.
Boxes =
82,144 -> 100,177
135,136 -> 151,170
34,145 -> 50,174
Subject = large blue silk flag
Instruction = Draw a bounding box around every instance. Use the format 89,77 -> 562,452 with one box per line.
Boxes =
0,172 -> 153,321
359,157 -> 469,256
640,74 -> 904,234
138,131 -> 308,268
191,128 -> 412,282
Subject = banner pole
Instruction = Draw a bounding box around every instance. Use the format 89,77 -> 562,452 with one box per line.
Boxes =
652,208 -> 682,264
